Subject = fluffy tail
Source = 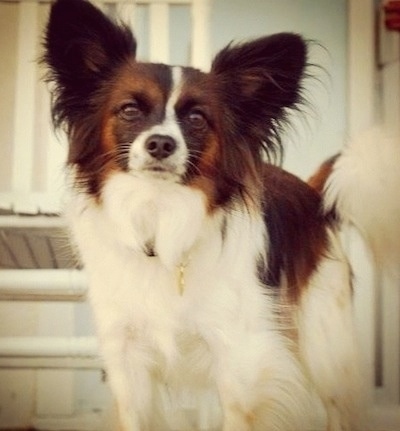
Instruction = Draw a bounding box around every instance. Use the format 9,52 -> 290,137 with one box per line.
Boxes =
309,126 -> 400,272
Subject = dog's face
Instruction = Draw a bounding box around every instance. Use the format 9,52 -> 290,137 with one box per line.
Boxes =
44,0 -> 307,208
103,63 -> 217,183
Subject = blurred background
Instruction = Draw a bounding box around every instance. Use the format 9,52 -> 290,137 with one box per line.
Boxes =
0,0 -> 398,429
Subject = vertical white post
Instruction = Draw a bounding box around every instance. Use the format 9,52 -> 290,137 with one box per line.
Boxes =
149,2 -> 169,63
11,2 -> 39,194
116,2 -> 137,33
191,0 -> 211,70
380,270 -> 400,404
377,6 -> 400,406
350,227 -> 377,408
42,86 -> 67,199
347,0 -> 376,136
379,3 -> 400,136
347,0 -> 379,418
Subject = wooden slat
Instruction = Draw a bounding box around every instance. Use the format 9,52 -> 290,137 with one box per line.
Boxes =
0,336 -> 97,358
115,1 -> 136,31
0,269 -> 86,301
348,0 -> 375,136
11,2 -> 38,195
0,356 -> 101,369
42,87 -> 67,195
191,0 -> 211,70
0,215 -> 65,229
149,2 -> 169,63
379,271 -> 400,404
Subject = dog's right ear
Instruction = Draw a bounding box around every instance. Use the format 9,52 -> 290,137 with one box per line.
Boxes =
43,0 -> 136,120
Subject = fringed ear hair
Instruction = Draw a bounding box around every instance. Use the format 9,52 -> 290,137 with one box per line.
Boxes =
211,33 -> 308,160
43,0 -> 136,128
212,33 -> 307,114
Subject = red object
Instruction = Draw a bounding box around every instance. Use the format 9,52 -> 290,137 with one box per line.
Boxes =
384,1 -> 400,31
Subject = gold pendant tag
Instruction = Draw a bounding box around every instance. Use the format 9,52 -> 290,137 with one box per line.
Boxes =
176,255 -> 191,296
177,263 -> 186,295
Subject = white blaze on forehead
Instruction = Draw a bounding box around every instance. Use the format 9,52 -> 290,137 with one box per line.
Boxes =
128,65 -> 188,178
166,66 -> 184,120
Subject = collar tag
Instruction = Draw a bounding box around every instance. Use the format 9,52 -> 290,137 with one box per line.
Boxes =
176,255 -> 191,296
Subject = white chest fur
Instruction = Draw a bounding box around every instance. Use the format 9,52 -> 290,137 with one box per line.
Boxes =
66,172 -> 304,430
69,172 -> 270,339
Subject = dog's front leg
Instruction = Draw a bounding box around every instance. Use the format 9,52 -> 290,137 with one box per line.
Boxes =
99,332 -> 153,431
215,356 -> 262,431
211,331 -> 308,431
218,393 -> 254,431
210,337 -> 260,431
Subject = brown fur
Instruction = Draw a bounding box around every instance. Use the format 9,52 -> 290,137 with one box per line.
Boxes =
262,164 -> 330,303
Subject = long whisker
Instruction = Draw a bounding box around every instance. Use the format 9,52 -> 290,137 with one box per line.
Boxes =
78,143 -> 133,175
185,156 -> 218,180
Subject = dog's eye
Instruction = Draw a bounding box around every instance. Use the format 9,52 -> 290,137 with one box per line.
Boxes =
119,102 -> 143,122
185,110 -> 207,130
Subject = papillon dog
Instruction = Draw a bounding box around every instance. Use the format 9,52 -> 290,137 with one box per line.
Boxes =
43,0 -> 400,430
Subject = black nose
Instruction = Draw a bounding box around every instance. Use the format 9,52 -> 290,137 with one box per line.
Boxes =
145,135 -> 177,160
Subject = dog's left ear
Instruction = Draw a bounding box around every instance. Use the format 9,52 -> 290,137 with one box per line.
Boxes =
211,33 -> 307,120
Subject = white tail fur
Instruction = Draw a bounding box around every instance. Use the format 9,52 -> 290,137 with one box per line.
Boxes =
324,127 -> 400,273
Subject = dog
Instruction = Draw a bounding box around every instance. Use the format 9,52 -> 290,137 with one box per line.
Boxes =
43,0 -> 399,430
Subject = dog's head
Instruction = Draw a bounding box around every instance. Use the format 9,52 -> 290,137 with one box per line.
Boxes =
44,0 -> 307,209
